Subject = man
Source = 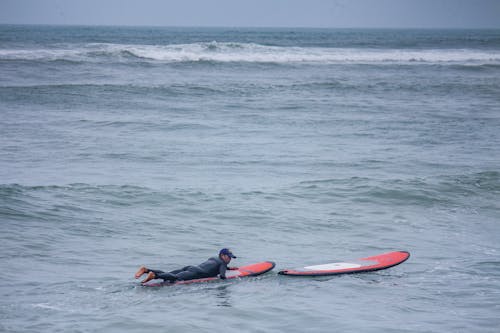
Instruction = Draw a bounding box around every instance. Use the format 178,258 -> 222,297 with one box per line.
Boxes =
135,248 -> 238,284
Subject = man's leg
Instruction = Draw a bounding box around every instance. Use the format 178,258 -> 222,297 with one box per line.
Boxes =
150,266 -> 197,283
155,271 -> 178,282
175,267 -> 206,281
169,266 -> 193,275
140,269 -> 166,284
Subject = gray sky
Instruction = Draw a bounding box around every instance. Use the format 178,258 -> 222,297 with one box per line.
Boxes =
1,0 -> 499,28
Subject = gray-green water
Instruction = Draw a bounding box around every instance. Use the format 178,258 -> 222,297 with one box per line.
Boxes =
1,26 -> 500,332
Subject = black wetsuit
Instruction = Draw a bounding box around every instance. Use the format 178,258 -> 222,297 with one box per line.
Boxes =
151,257 -> 228,282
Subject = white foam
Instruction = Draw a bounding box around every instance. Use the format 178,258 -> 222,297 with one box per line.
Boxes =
1,42 -> 499,65
121,43 -> 500,64
32,303 -> 63,311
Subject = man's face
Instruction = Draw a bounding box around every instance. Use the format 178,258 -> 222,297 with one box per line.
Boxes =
221,254 -> 232,264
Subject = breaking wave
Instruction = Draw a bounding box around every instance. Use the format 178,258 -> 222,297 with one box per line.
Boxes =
1,42 -> 500,65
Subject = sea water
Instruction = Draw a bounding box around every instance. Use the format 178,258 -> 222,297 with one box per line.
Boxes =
1,25 -> 500,332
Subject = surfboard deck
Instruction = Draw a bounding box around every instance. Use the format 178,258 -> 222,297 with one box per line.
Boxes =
278,251 -> 409,276
143,261 -> 275,287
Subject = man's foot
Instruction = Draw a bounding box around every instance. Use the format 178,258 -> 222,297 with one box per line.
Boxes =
141,271 -> 156,284
135,266 -> 148,279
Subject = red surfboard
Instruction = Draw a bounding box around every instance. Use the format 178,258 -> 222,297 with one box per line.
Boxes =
278,251 -> 409,276
143,261 -> 275,287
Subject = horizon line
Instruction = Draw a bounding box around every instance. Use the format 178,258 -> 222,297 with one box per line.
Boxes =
1,23 -> 500,30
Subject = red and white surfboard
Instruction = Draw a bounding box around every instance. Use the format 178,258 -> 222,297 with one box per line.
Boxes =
278,251 -> 409,276
143,261 -> 275,287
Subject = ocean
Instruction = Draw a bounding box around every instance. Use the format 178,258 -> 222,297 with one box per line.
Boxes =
1,25 -> 500,332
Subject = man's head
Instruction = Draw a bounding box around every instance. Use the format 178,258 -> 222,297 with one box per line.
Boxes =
219,248 -> 236,263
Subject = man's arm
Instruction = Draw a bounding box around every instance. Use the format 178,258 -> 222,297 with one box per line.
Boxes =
219,264 -> 227,279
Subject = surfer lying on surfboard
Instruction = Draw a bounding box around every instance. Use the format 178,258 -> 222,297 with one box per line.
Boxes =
135,248 -> 238,284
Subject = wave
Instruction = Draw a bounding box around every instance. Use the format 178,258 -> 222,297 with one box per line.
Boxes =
1,42 -> 500,65
294,171 -> 500,207
0,183 -> 160,221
